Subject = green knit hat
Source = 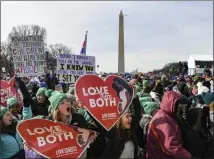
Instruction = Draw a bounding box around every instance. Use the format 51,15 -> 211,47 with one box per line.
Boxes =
140,96 -> 153,103
48,105 -> 53,114
36,88 -> 46,97
45,89 -> 54,97
137,91 -> 142,97
143,102 -> 159,115
0,107 -> 9,120
7,97 -> 19,109
143,80 -> 150,88
139,96 -> 153,108
135,85 -> 142,93
48,92 -> 68,110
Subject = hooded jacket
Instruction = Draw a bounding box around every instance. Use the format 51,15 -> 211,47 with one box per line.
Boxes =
146,91 -> 191,159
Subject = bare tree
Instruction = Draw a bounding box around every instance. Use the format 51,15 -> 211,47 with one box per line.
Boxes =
45,44 -> 72,73
48,43 -> 72,58
7,24 -> 47,45
0,41 -> 13,75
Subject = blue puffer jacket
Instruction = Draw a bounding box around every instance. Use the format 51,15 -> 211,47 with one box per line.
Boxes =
0,106 -> 32,159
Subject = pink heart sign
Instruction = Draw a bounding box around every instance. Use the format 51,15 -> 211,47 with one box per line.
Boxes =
17,119 -> 94,158
75,75 -> 134,131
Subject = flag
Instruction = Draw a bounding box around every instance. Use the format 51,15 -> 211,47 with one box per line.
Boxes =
80,31 -> 88,55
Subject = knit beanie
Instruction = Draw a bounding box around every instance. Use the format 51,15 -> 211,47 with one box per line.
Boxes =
0,107 -> 9,120
36,88 -> 46,97
137,92 -> 142,97
40,82 -> 47,88
7,97 -> 18,109
201,92 -> 214,105
48,92 -> 68,110
135,85 -> 142,93
139,96 -> 153,108
143,80 -> 150,88
48,105 -> 53,114
143,102 -> 159,115
45,89 -> 54,97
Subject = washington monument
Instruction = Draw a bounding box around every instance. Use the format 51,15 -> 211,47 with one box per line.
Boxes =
118,10 -> 125,73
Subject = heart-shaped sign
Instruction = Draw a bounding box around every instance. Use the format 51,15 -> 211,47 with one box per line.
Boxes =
75,75 -> 134,131
17,119 -> 94,158
0,78 -> 23,107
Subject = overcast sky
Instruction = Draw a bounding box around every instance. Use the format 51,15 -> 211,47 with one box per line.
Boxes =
1,1 -> 213,72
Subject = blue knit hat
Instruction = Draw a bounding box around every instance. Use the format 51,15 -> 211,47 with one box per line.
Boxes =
40,82 -> 47,88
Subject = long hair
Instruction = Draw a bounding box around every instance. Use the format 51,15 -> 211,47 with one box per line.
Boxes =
0,118 -> 18,135
114,117 -> 132,146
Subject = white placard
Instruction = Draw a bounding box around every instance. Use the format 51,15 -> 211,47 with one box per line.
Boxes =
57,54 -> 96,83
11,35 -> 46,77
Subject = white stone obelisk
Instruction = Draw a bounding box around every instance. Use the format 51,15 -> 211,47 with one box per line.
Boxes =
118,10 -> 125,73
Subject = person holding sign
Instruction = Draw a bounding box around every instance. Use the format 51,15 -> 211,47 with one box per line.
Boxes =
0,104 -> 32,159
24,91 -> 97,159
87,84 -> 142,159
15,68 -> 52,117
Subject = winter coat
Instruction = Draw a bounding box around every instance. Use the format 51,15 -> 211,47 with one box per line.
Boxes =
76,107 -> 96,128
88,97 -> 141,159
138,114 -> 152,158
184,107 -> 213,158
0,106 -> 32,159
146,91 -> 191,159
16,76 -> 50,116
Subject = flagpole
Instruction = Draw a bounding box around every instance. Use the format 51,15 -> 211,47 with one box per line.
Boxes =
85,31 -> 88,55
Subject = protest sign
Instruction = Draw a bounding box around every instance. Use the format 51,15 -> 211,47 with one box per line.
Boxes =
75,75 -> 134,131
0,78 -> 23,107
11,35 -> 46,77
57,54 -> 95,83
17,119 -> 95,158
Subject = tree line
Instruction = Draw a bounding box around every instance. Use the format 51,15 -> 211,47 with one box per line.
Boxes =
1,24 -> 188,76
0,24 -> 72,75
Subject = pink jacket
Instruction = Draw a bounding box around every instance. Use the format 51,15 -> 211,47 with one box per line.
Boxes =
146,91 -> 191,159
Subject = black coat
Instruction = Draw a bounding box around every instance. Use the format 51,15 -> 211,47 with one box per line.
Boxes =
17,74 -> 52,116
87,97 -> 142,159
69,113 -> 89,129
183,108 -> 213,158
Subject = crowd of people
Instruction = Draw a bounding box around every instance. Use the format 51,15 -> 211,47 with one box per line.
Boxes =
0,68 -> 214,159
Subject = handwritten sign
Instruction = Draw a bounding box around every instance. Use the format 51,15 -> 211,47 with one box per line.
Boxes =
11,35 -> 46,77
75,75 -> 134,130
57,54 -> 95,83
17,119 -> 95,158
